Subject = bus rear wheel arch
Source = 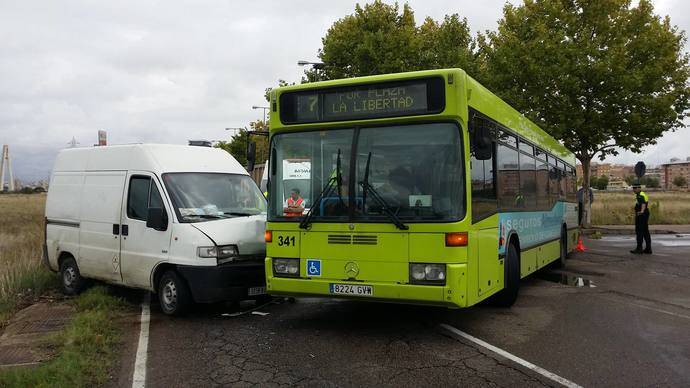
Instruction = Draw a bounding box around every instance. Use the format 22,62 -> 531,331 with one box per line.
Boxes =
555,225 -> 568,268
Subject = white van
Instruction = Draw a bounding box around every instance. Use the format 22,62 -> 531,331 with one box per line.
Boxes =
43,144 -> 267,315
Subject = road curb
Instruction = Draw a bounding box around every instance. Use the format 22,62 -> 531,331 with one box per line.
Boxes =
583,227 -> 682,236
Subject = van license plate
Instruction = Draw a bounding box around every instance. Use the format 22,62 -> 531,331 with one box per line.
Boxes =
248,287 -> 266,296
329,283 -> 373,296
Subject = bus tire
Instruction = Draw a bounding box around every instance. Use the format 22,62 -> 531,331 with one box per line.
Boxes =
490,241 -> 520,307
555,227 -> 567,268
60,256 -> 85,296
158,270 -> 192,316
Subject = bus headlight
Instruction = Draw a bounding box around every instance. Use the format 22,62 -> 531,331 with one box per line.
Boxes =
409,263 -> 446,285
273,258 -> 300,277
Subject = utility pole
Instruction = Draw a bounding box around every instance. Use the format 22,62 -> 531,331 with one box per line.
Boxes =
0,145 -> 15,192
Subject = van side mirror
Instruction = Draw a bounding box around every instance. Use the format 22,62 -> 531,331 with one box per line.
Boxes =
472,124 -> 493,160
146,208 -> 168,231
246,141 -> 256,172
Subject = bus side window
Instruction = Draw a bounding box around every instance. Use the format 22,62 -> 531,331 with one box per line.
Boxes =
548,155 -> 559,207
496,140 -> 520,211
535,149 -> 550,210
470,114 -> 497,222
519,149 -> 536,210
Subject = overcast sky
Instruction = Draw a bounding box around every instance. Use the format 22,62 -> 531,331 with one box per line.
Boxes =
1,0 -> 688,182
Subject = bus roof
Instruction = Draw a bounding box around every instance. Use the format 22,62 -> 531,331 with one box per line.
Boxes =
271,68 -> 575,166
464,74 -> 575,164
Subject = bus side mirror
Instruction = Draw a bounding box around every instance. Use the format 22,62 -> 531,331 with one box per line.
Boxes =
246,141 -> 256,172
146,208 -> 168,231
473,125 -> 492,160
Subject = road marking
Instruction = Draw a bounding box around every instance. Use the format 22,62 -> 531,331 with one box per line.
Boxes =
440,323 -> 583,388
132,293 -> 151,388
597,294 -> 690,320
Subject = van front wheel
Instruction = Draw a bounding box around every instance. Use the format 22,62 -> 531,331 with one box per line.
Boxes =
60,257 -> 85,296
158,270 -> 191,316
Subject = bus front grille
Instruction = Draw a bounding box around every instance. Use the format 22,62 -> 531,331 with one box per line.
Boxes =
353,235 -> 377,245
328,234 -> 352,244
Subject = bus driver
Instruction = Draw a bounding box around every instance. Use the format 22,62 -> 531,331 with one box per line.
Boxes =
283,188 -> 305,217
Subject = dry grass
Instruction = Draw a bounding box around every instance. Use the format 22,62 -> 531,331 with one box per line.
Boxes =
591,191 -> 690,225
0,193 -> 56,324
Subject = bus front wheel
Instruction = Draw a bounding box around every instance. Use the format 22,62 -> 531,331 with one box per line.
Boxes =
490,241 -> 520,307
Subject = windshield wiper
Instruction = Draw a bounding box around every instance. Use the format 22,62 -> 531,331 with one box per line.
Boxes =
359,152 -> 408,230
299,149 -> 343,229
187,214 -> 224,220
223,211 -> 257,217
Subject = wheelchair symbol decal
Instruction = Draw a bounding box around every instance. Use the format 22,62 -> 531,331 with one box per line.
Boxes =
307,259 -> 321,277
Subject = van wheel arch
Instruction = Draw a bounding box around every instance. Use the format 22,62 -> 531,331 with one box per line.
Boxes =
57,251 -> 75,269
152,263 -> 177,293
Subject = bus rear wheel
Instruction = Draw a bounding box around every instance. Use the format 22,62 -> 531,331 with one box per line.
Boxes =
490,241 -> 520,307
555,227 -> 567,268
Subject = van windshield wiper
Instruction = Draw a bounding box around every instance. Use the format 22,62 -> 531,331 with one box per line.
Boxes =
359,152 -> 408,230
299,149 -> 343,229
223,211 -> 257,217
187,214 -> 224,220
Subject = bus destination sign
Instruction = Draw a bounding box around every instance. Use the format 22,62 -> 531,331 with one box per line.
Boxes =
280,78 -> 444,124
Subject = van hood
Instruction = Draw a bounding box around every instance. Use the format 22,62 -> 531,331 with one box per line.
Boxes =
191,215 -> 266,256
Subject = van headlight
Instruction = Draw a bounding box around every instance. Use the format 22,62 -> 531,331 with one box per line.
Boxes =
409,263 -> 446,285
197,245 -> 239,264
273,258 -> 300,277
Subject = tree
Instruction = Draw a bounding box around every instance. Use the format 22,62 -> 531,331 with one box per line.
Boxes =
304,1 -> 478,81
589,175 -> 609,190
673,176 -> 688,188
480,0 -> 690,226
645,177 -> 660,188
215,120 -> 269,167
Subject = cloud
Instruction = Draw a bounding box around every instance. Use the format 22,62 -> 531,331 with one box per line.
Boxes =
0,0 -> 687,182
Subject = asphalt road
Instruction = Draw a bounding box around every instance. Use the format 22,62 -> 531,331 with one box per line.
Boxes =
122,234 -> 690,387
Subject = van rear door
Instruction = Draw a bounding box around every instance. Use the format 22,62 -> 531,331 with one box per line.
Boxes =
77,171 -> 127,282
120,173 -> 172,289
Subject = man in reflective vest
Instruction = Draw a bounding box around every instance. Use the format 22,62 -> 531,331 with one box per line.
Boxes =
630,184 -> 652,254
283,188 -> 305,217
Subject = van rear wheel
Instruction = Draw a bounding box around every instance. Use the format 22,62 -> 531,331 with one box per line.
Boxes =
60,256 -> 85,296
158,270 -> 191,316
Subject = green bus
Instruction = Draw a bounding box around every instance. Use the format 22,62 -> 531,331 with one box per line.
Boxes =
263,69 -> 578,308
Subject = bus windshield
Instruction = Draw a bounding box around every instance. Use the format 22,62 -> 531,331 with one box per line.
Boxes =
268,123 -> 464,222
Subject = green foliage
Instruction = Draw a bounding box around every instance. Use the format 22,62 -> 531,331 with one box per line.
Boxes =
0,286 -> 124,387
480,0 -> 690,165
590,175 -> 609,190
264,79 -> 294,103
215,120 -> 269,166
480,0 -> 690,227
624,175 -> 660,188
673,175 -> 688,188
303,1 -> 478,81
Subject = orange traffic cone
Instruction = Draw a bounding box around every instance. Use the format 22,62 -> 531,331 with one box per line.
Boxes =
576,236 -> 587,252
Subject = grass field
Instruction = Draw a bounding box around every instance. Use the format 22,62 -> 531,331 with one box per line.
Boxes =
0,194 -> 56,324
0,286 -> 125,387
591,191 -> 690,225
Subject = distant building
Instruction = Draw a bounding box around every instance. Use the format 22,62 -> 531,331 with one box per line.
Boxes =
607,180 -> 630,191
661,157 -> 690,189
590,162 -> 611,178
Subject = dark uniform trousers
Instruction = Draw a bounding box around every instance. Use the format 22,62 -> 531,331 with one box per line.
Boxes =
635,212 -> 651,251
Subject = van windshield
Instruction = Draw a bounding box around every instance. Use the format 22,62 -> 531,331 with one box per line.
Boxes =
162,173 -> 267,223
